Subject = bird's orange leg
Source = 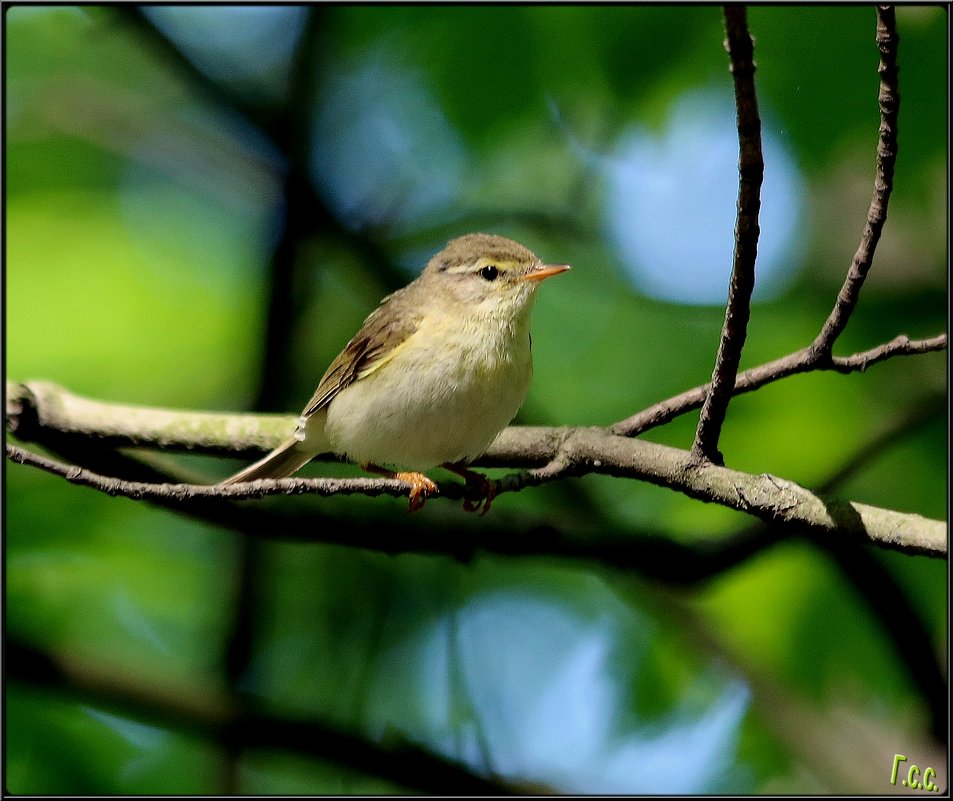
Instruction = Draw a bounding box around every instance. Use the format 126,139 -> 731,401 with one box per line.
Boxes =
363,464 -> 438,512
442,463 -> 496,515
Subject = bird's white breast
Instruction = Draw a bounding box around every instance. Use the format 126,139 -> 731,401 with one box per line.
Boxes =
323,303 -> 534,469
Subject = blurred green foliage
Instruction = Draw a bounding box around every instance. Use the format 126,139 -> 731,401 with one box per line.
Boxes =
5,5 -> 946,794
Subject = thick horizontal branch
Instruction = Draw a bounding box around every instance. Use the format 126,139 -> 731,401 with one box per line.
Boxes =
9,329 -> 944,456
493,428 -> 946,558
6,380 -> 293,456
6,393 -> 946,558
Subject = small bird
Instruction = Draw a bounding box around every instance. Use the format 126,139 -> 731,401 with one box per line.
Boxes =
221,233 -> 569,512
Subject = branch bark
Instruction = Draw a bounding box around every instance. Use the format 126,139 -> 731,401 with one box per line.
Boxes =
6,393 -> 947,558
9,328 -> 944,460
811,5 -> 900,356
611,333 -> 946,436
4,8 -> 941,563
617,5 -> 908,442
693,5 -> 764,464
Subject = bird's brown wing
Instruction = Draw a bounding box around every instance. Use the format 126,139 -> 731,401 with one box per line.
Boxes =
300,289 -> 421,419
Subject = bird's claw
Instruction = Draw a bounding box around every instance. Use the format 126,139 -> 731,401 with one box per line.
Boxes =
396,471 -> 439,512
463,476 -> 496,515
443,464 -> 496,514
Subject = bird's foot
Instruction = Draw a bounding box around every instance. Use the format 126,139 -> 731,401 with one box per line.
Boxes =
443,464 -> 496,515
394,471 -> 439,512
363,464 -> 438,512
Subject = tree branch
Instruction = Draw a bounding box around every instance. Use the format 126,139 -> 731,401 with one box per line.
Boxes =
7,413 -> 946,558
9,324 -> 943,465
811,5 -> 900,356
693,5 -> 764,464
7,436 -> 794,580
613,333 -> 945,436
615,5 -> 912,440
492,431 -> 945,557
5,380 -> 292,456
1,382 -> 789,581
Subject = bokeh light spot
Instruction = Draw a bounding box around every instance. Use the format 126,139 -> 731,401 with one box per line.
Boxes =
310,47 -> 466,232
604,90 -> 806,305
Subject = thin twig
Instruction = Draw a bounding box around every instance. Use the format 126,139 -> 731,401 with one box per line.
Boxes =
693,5 -> 765,464
8,434 -> 946,558
5,437 -> 789,580
811,5 -> 900,356
611,333 -> 946,437
827,332 -> 940,372
619,5 -> 908,442
5,442 -> 416,502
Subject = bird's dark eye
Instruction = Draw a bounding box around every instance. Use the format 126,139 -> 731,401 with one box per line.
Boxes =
479,265 -> 499,281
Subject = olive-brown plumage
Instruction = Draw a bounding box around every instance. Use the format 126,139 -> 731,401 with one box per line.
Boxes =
222,233 -> 569,511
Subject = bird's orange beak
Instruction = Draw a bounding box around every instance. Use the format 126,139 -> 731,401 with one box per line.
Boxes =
522,263 -> 571,282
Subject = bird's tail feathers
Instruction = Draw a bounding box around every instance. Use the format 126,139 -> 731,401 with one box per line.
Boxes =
220,437 -> 316,485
